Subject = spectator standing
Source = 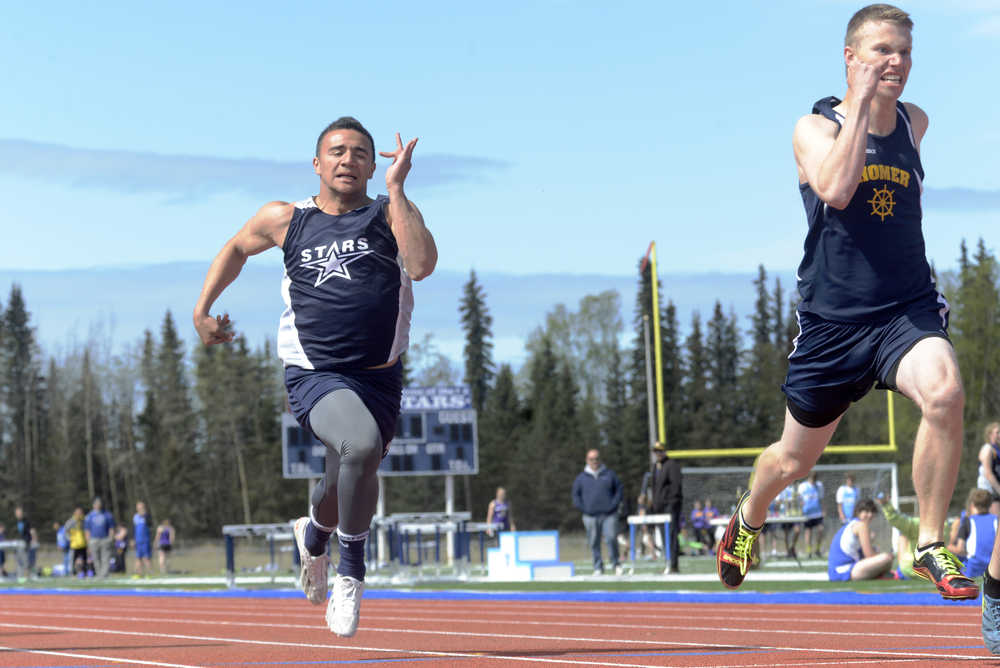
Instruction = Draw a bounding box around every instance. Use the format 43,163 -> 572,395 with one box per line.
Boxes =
798,471 -> 826,558
776,484 -> 802,559
155,518 -> 176,575
65,508 -> 88,577
13,506 -> 36,578
84,497 -> 115,578
0,523 -> 7,577
978,422 -> 1000,515
485,487 -> 516,537
650,442 -> 683,574
702,498 -> 719,552
111,524 -> 129,574
132,501 -> 153,578
836,473 -> 859,524
54,521 -> 71,576
571,449 -> 623,575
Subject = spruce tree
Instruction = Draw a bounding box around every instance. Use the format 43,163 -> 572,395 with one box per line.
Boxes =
705,301 -> 740,449
2,285 -> 42,508
682,312 -> 710,448
459,269 -> 494,413
474,364 -> 525,519
951,237 -> 1000,495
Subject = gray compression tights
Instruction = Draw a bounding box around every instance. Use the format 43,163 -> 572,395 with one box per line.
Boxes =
308,389 -> 383,536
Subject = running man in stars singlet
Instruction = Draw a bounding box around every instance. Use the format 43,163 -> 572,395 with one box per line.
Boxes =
716,4 -> 977,604
194,117 -> 437,638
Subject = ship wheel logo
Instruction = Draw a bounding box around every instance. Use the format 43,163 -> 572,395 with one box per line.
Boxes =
868,186 -> 895,222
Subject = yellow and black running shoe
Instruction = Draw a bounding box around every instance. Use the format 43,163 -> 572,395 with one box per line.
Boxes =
716,492 -> 761,589
913,542 -> 979,600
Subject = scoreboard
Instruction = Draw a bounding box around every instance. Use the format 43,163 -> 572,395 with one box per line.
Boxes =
281,385 -> 478,479
381,385 -> 479,477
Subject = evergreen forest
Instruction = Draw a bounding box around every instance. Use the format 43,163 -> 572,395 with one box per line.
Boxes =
1,238 -> 997,540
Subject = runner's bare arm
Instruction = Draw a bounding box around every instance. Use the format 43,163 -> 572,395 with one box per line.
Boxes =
794,55 -> 890,209
193,201 -> 294,344
856,522 -> 878,559
380,133 -> 437,281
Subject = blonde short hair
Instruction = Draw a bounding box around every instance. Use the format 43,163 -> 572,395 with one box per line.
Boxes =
985,422 -> 1000,442
845,4 -> 913,47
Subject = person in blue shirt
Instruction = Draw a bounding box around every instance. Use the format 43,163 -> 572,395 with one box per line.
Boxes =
828,498 -> 892,581
132,501 -> 153,578
53,521 -> 71,576
486,487 -> 516,537
835,474 -> 858,525
13,506 -> 36,578
948,488 -> 996,579
572,449 -> 624,575
84,497 -> 115,578
798,471 -> 825,558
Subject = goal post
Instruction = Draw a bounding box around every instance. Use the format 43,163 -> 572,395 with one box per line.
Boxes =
682,462 -> 899,554
667,390 -> 898,459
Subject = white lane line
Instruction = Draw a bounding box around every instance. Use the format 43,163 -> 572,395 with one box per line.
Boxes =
0,622 -> 688,668
0,619 -> 993,664
0,643 -> 200,667
0,608 -> 984,643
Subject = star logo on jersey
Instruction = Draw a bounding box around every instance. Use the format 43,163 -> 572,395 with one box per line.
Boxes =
300,244 -> 372,286
868,186 -> 895,222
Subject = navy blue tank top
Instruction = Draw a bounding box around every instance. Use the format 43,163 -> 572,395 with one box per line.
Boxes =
797,96 -> 938,323
277,196 -> 413,370
492,501 -> 510,531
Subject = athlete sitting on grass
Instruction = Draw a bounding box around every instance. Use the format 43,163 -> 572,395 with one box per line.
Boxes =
828,498 -> 892,581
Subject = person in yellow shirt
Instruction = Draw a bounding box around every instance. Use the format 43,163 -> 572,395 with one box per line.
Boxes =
64,507 -> 88,576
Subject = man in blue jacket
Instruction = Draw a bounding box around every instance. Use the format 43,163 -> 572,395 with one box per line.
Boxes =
572,449 -> 623,575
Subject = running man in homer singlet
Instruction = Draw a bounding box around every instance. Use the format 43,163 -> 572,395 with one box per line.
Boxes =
193,117 -> 436,637
716,4 -> 977,602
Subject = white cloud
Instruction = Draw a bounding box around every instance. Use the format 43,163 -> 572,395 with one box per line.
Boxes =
0,139 -> 509,202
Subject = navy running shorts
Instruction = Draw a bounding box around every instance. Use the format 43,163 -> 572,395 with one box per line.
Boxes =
782,297 -> 950,428
285,362 -> 403,447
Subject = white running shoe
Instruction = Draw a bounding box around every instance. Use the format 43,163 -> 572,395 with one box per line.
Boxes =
293,517 -> 329,605
327,574 -> 364,637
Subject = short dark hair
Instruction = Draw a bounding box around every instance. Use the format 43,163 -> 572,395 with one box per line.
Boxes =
968,488 -> 992,514
315,116 -> 375,162
854,498 -> 878,517
845,4 -> 912,47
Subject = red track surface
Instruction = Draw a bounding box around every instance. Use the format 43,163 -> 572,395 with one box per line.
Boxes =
0,593 -> 997,667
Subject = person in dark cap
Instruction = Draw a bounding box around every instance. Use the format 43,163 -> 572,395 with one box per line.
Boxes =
649,441 -> 683,574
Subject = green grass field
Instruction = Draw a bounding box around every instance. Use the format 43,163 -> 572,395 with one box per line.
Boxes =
1,532 -> 936,596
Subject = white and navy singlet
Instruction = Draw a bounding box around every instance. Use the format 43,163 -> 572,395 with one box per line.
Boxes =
277,195 -> 413,371
797,96 -> 939,324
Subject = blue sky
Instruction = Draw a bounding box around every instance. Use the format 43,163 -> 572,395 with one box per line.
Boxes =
2,0 -> 998,279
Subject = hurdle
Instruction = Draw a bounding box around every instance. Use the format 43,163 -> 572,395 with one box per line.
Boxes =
0,539 -> 27,580
626,512 -> 672,572
221,523 -> 294,587
371,512 -> 474,573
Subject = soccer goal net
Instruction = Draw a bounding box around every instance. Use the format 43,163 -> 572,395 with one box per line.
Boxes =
680,462 -> 899,556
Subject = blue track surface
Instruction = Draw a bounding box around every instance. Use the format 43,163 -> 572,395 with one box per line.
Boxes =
0,586 -> 980,606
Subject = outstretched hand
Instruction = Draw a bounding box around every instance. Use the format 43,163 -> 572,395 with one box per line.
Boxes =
380,133 -> 418,190
194,313 -> 235,345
